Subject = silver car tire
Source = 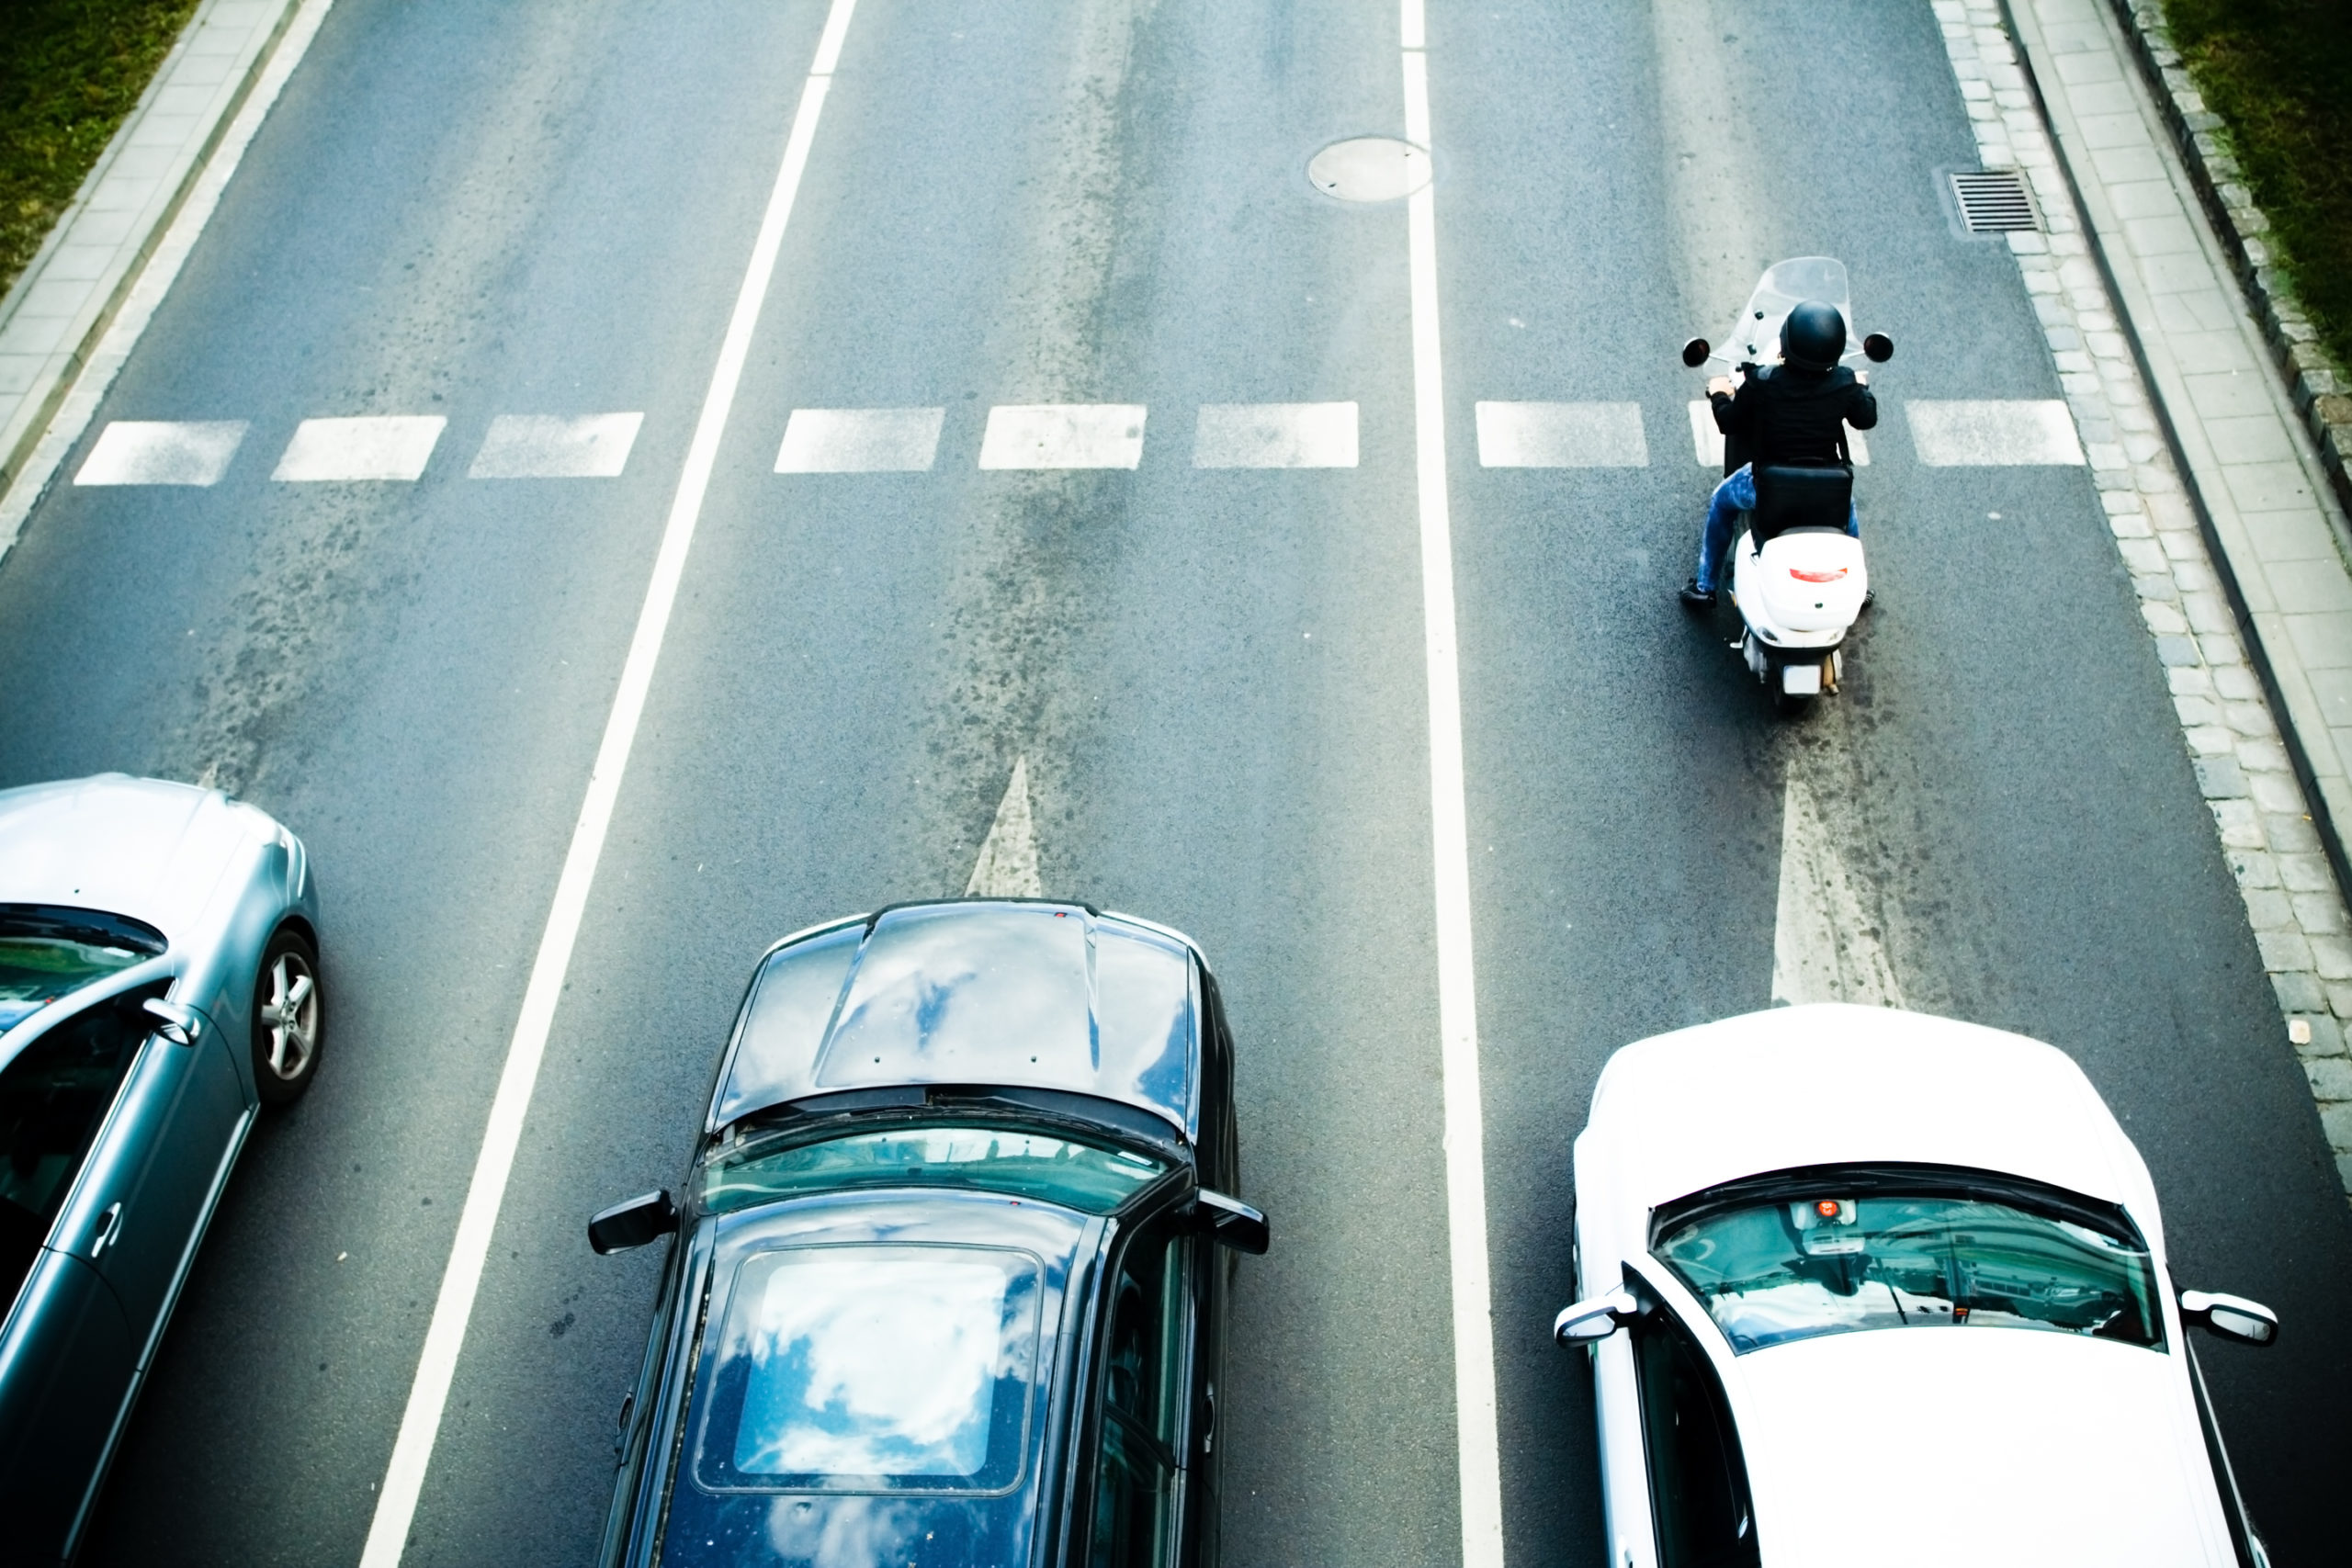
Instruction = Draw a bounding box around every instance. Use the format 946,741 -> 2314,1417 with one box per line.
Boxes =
253,927 -> 322,1106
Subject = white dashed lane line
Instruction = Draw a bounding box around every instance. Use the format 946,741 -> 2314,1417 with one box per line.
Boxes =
1193,401 -> 1358,468
74,419 -> 247,485
775,406 -> 944,472
68,394 -> 2091,488
468,412 -> 644,479
1905,398 -> 2086,466
272,415 -> 446,481
977,402 -> 1147,470
1475,400 -> 1646,468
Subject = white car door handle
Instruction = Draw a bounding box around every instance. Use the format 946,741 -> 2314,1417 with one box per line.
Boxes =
91,1201 -> 124,1258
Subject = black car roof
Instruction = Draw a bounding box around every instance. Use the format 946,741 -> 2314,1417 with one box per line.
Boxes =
708,901 -> 1204,1143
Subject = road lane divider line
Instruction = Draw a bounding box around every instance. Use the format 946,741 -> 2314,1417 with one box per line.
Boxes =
1400,6 -> 1507,1566
355,2 -> 859,1561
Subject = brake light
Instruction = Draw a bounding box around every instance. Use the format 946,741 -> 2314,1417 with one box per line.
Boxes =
1790,567 -> 1848,583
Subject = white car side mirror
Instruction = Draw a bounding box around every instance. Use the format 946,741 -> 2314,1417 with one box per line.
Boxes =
2178,1290 -> 2278,1348
1554,1286 -> 1641,1345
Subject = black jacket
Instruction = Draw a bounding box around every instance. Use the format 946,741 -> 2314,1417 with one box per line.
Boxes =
1710,364 -> 1877,467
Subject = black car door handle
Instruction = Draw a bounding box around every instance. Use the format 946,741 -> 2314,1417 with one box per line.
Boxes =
91,1201 -> 124,1258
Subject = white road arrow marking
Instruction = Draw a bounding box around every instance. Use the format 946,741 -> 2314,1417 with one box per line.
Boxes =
966,755 -> 1044,897
1771,776 -> 1905,1008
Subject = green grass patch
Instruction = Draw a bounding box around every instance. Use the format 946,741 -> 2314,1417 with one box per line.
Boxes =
2162,0 -> 2352,374
0,0 -> 203,300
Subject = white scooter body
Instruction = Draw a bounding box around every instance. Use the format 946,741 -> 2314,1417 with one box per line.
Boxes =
1687,255 -> 1892,706
1729,526 -> 1868,696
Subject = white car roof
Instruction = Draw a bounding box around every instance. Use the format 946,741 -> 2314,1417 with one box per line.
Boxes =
1578,1005 -> 2160,1253
1734,1328 -> 2234,1566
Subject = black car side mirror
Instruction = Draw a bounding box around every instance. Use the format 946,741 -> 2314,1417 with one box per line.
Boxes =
1193,1189 -> 1270,1255
588,1190 -> 678,1255
2178,1289 -> 2278,1347
1681,337 -> 1712,368
1862,332 -> 1894,363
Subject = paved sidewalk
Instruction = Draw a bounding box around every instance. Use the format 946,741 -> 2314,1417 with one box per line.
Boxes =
0,0 -> 302,501
1930,0 -> 2352,1197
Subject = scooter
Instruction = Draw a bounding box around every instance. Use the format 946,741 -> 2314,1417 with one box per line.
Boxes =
1682,256 -> 1893,711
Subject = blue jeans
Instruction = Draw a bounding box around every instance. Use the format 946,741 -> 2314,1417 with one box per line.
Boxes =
1695,464 -> 1860,592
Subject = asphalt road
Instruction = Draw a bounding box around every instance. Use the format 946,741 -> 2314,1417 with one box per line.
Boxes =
0,0 -> 2344,1563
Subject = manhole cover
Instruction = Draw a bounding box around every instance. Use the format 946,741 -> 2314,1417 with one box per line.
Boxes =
1308,136 -> 1431,202
1951,169 -> 2041,232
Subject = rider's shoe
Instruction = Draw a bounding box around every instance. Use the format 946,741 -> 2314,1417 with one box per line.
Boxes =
1679,579 -> 1715,608
1860,588 -> 1876,614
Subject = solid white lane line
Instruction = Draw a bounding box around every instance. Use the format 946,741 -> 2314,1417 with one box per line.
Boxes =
355,2 -> 859,1562
469,412 -> 645,479
1401,6 -> 1506,1566
74,420 -> 248,485
775,405 -> 944,472
978,402 -> 1147,469
1474,400 -> 1646,468
272,415 -> 446,481
1905,398 -> 2085,465
1193,400 -> 1359,468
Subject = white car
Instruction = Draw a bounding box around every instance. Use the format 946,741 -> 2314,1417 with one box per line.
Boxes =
1556,1005 -> 2277,1568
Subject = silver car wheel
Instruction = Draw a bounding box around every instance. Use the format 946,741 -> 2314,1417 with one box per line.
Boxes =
260,949 -> 319,1081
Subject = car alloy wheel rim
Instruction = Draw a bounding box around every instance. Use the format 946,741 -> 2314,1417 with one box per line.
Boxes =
261,952 -> 318,1080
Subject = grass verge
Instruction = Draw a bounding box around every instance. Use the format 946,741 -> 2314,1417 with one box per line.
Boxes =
2161,0 -> 2352,374
0,0 -> 203,301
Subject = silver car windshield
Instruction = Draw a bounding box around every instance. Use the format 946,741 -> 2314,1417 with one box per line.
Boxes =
692,1243 -> 1043,1494
702,1124 -> 1167,1217
0,905 -> 166,1032
1655,1190 -> 2163,1354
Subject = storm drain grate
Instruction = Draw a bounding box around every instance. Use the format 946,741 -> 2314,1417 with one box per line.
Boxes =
1951,169 -> 2041,232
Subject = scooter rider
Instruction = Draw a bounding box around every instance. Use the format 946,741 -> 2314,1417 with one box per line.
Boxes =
1679,299 -> 1877,607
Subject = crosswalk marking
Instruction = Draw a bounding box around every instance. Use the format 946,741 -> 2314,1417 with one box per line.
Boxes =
1193,401 -> 1358,468
1687,400 -> 1871,468
1475,400 -> 1646,468
273,416 -> 446,481
978,403 -> 1146,470
75,420 -> 247,486
775,406 -> 944,472
469,412 -> 643,479
1905,399 -> 2085,465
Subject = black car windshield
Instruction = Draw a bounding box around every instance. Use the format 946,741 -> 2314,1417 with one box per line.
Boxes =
1655,1182 -> 2163,1354
693,1243 -> 1042,1494
0,906 -> 166,1032
703,1123 -> 1167,1217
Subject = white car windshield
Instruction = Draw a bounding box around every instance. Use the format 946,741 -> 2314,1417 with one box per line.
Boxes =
1654,1179 -> 2163,1354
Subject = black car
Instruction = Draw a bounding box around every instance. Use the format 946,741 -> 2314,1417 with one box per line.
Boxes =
590,900 -> 1266,1568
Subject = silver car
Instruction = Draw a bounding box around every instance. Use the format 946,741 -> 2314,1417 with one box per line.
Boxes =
0,774 -> 322,1562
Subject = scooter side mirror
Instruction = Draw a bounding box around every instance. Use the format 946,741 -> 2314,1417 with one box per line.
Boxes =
1862,333 -> 1894,363
1680,337 -> 1712,368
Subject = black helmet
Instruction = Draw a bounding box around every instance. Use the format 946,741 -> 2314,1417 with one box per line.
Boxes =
1781,300 -> 1847,371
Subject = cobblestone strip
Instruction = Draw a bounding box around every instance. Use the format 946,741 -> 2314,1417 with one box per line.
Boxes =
1929,0 -> 2352,1199
2103,0 -> 2352,520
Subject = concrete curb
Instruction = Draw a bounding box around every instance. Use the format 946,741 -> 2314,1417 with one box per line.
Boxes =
0,0 -> 306,502
2105,0 -> 2352,521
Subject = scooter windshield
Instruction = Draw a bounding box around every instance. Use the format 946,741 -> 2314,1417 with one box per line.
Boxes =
1716,256 -> 1856,368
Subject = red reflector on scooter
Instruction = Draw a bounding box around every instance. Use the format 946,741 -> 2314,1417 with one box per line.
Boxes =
1790,567 -> 1848,583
